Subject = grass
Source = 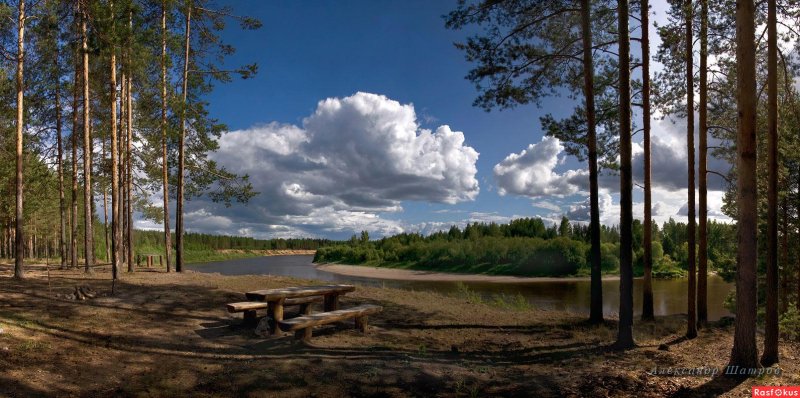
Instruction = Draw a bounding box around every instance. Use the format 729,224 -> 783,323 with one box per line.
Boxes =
491,292 -> 534,311
454,282 -> 534,311
18,340 -> 50,352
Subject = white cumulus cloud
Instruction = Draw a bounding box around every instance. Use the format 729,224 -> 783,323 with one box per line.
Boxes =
493,136 -> 588,198
182,92 -> 479,238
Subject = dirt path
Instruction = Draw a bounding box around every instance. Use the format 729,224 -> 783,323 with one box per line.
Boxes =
0,267 -> 797,397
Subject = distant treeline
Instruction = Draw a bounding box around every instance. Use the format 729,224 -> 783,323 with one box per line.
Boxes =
134,231 -> 334,251
314,217 -> 738,278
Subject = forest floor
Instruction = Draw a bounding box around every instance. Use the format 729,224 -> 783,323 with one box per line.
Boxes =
0,264 -> 797,397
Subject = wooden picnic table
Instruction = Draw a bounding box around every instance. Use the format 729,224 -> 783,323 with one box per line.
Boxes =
244,284 -> 355,336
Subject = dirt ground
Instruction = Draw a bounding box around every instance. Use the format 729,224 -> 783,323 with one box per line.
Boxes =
0,263 -> 797,397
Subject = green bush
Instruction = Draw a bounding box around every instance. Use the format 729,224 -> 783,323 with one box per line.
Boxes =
780,306 -> 800,341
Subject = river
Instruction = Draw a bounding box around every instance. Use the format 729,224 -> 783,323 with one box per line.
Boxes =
187,255 -> 735,320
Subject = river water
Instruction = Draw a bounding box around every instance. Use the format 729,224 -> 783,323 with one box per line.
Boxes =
188,255 -> 735,320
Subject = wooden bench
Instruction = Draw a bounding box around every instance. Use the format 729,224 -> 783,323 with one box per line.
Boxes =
278,304 -> 382,342
245,284 -> 356,335
227,296 -> 323,324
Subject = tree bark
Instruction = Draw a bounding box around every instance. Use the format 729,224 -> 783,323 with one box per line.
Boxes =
162,0 -> 172,272
126,27 -> 134,273
615,0 -> 634,350
176,1 -> 192,273
641,0 -> 654,322
685,0 -> 697,340
120,69 -> 127,270
581,0 -> 603,325
71,25 -> 79,269
110,0 -> 121,281
81,3 -> 94,272
762,0 -> 779,367
729,0 -> 760,370
14,0 -> 25,279
56,44 -> 67,270
780,195 -> 789,315
698,0 -> 709,329
102,128 -> 109,263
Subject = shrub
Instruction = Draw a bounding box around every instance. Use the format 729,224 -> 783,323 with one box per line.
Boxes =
779,306 -> 800,341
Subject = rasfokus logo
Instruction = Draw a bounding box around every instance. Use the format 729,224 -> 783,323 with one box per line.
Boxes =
752,386 -> 800,397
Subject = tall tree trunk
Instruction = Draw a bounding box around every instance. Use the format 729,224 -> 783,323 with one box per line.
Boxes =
176,1 -> 192,273
126,41 -> 134,273
615,0 -> 634,350
581,0 -> 603,325
81,5 -> 94,272
102,128 -> 109,263
685,0 -> 697,340
81,4 -> 94,273
71,38 -> 79,270
780,194 -> 789,315
762,0 -> 779,366
119,70 -> 127,270
729,0 -> 760,370
698,0 -> 709,329
56,46 -> 67,270
14,0 -> 25,280
110,0 -> 121,281
162,0 -> 172,272
641,0 -> 654,322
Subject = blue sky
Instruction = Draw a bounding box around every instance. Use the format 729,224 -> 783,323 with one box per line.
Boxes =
142,0 -> 733,239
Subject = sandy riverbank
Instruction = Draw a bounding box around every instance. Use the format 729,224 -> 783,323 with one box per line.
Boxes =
0,266 -> 795,397
216,249 -> 316,256
316,263 -> 631,282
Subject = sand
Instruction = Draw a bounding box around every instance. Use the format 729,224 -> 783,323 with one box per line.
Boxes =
316,263 -> 625,283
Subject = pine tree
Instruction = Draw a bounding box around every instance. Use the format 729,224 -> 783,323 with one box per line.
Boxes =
729,0 -> 759,370
13,0 -> 26,279
762,0 -> 779,366
614,0 -> 635,350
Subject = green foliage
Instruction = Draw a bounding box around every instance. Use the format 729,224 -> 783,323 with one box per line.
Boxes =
599,242 -> 620,272
491,293 -> 533,311
455,282 -> 483,304
779,306 -> 800,341
129,230 -> 334,264
723,291 -> 736,314
314,216 -> 707,279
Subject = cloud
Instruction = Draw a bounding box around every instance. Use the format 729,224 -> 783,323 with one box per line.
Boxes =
531,200 -> 563,212
180,92 -> 480,238
493,136 -> 588,198
676,191 -> 732,222
630,118 -> 731,192
565,190 -> 615,223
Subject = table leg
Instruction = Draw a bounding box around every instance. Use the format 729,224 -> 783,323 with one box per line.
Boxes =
324,293 -> 339,312
268,298 -> 285,336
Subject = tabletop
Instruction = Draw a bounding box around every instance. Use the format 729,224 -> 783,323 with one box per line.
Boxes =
245,284 -> 355,301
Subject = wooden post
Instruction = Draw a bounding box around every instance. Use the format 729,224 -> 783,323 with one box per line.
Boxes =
159,255 -> 163,267
355,316 -> 368,333
243,310 -> 257,326
324,293 -> 339,311
268,299 -> 285,336
295,327 -> 311,342
136,254 -> 140,266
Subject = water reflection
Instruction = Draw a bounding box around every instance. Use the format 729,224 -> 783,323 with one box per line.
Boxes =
188,255 -> 734,320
